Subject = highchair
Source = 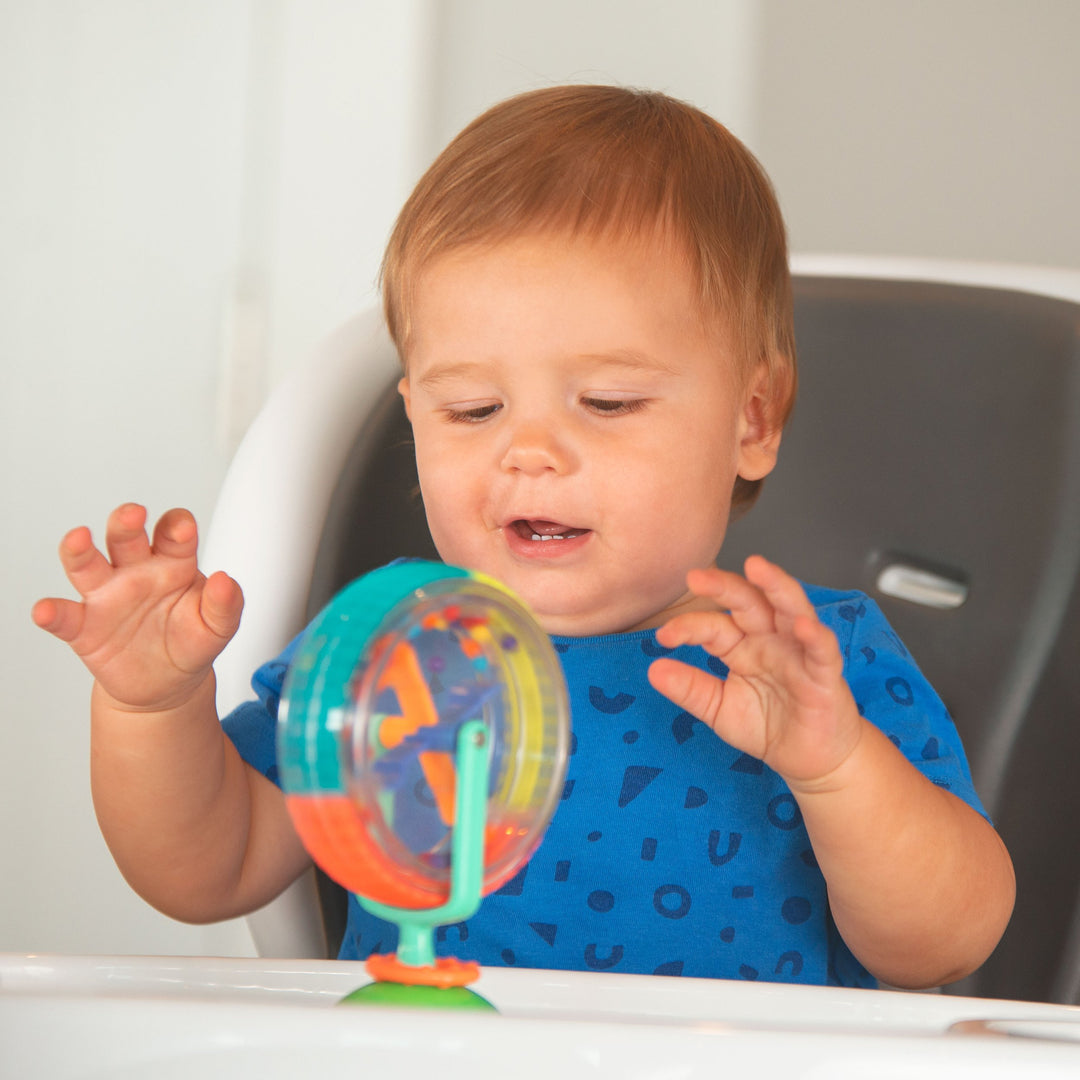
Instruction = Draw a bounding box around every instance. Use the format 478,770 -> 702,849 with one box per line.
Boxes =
203,254 -> 1080,1004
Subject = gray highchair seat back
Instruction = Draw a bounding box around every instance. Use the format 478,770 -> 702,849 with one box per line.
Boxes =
305,267 -> 1080,1004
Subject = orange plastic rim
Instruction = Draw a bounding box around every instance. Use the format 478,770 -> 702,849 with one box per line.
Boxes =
365,952 -> 480,988
286,794 -> 534,909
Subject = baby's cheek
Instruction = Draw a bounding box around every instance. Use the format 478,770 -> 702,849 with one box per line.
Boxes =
424,490 -> 491,569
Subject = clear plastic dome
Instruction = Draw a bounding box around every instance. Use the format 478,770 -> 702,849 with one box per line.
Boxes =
278,564 -> 569,909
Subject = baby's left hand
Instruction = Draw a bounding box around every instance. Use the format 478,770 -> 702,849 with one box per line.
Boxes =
648,555 -> 864,788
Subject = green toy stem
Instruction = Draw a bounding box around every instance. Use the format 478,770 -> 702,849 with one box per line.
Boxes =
357,718 -> 490,968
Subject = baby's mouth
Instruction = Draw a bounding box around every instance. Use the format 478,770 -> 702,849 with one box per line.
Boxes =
510,519 -> 590,542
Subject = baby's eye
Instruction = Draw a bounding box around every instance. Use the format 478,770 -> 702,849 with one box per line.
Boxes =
581,396 -> 648,416
445,402 -> 502,424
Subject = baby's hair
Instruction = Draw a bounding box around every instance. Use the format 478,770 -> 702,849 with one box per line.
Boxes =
382,84 -> 796,513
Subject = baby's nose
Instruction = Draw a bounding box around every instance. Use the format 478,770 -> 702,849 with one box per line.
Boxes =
499,419 -> 575,475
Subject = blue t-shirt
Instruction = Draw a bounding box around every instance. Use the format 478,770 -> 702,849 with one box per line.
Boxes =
223,583 -> 985,988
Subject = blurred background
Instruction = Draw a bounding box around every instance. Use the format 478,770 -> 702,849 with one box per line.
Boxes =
3,0 -> 1078,960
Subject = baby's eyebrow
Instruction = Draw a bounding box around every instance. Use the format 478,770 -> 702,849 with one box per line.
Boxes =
414,349 -> 678,390
578,349 -> 680,377
414,361 -> 486,390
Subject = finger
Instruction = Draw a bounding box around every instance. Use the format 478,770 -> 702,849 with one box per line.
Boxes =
792,613 -> 844,682
58,524 -> 114,595
684,566 -> 775,635
31,596 -> 86,643
169,571 -> 244,673
741,558 -> 841,674
200,571 -> 244,640
648,657 -> 727,731
150,507 -> 199,561
104,503 -> 152,567
743,555 -> 817,623
656,609 -> 744,658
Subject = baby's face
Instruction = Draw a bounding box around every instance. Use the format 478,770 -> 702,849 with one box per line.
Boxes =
399,231 -> 777,636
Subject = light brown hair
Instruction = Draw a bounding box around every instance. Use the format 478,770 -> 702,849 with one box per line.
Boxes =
381,84 -> 796,513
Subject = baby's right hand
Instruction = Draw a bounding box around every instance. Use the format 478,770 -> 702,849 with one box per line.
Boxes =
32,504 -> 243,712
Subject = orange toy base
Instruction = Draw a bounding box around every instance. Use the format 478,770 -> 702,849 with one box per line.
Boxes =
365,953 -> 480,988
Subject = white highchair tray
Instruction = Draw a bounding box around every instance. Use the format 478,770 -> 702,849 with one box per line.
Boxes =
5,953 -> 1080,1078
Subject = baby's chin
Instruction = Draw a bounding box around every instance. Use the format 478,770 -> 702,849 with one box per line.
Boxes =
533,586 -> 709,638
530,597 -> 675,639
428,538 -> 687,637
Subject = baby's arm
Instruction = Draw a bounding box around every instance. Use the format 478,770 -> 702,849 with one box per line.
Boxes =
648,555 -> 1015,988
33,504 -> 310,923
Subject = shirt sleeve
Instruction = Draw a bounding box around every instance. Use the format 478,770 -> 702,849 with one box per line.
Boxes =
819,592 -> 989,821
220,633 -> 303,789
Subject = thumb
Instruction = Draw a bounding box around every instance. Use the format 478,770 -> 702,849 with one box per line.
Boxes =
200,571 -> 244,642
648,657 -> 726,730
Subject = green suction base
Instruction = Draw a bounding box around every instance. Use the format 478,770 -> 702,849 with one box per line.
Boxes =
339,981 -> 497,1011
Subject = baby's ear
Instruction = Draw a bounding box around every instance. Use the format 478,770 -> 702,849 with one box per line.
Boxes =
397,375 -> 412,421
736,362 -> 786,482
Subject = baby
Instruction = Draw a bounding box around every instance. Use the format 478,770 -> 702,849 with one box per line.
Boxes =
34,85 -> 1014,988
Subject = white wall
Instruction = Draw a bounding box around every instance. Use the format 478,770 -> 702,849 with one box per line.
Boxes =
753,0 -> 1080,269
423,0 -> 760,155
1,0 -> 430,957
426,0 -> 1080,273
4,0 -> 1078,959
2,0 -> 255,958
